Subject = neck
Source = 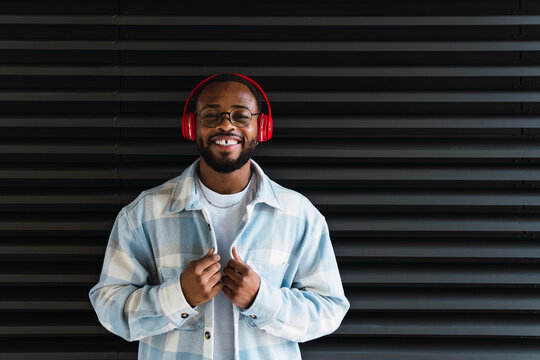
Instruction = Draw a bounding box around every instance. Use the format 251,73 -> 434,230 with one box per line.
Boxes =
197,157 -> 252,194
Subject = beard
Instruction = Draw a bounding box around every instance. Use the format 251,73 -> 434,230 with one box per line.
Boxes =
196,135 -> 257,173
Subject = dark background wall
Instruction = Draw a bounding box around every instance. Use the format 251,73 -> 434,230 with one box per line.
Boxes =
2,0 -> 540,359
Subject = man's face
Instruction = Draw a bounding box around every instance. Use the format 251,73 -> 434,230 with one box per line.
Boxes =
195,81 -> 259,173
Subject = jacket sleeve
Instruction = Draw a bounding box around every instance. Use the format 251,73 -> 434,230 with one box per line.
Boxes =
239,214 -> 350,343
88,208 -> 200,342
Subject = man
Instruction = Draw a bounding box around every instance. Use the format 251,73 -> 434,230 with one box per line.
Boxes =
89,73 -> 350,360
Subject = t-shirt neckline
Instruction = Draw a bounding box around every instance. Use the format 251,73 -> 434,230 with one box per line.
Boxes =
197,173 -> 254,208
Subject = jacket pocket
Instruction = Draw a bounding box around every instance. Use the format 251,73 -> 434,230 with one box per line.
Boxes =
158,266 -> 205,332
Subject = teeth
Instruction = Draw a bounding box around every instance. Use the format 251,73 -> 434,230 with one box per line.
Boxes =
214,139 -> 238,146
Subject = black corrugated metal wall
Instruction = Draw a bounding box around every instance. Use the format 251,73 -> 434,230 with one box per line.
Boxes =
2,0 -> 540,359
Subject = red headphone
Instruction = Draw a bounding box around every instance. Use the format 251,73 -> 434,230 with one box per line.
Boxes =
181,73 -> 273,142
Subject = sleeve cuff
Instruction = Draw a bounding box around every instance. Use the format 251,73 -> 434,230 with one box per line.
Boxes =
239,273 -> 282,327
157,272 -> 200,327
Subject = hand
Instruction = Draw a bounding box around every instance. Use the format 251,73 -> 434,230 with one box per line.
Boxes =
222,246 -> 261,309
180,247 -> 224,307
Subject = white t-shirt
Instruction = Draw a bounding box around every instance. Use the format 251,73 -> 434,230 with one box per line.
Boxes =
197,172 -> 255,360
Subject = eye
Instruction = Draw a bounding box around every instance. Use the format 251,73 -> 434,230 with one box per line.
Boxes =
203,113 -> 219,119
232,109 -> 252,121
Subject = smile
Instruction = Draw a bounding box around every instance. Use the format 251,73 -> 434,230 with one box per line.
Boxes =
211,141 -> 241,152
214,139 -> 239,146
210,136 -> 243,150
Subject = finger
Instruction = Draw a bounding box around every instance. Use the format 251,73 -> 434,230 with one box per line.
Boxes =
197,247 -> 215,263
202,262 -> 221,280
232,246 -> 243,263
201,247 -> 214,259
223,266 -> 242,282
222,285 -> 233,300
197,253 -> 220,273
222,275 -> 238,290
207,270 -> 223,286
209,281 -> 224,298
227,258 -> 250,274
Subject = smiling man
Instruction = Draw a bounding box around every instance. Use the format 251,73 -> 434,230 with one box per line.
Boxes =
89,73 -> 350,360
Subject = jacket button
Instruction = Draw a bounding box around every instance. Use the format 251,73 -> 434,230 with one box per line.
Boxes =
181,313 -> 189,318
205,331 -> 211,339
249,315 -> 257,319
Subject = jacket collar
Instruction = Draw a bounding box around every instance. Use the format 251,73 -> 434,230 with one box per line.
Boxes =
165,158 -> 282,215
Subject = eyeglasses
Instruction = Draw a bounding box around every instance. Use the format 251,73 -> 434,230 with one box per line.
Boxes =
196,108 -> 260,128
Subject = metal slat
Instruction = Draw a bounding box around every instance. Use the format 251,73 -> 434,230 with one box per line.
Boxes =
335,243 -> 540,259
3,15 -> 540,26
1,40 -> 540,51
337,318 -> 540,337
0,115 -> 115,128
0,275 -> 95,283
3,65 -> 540,76
0,301 -> 92,310
329,218 -> 540,232
0,246 -> 104,255
301,337 -> 540,357
3,90 -> 540,102
0,326 -> 105,336
341,266 -> 540,285
348,290 -> 540,310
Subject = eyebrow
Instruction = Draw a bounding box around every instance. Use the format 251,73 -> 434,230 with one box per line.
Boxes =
201,104 -> 251,110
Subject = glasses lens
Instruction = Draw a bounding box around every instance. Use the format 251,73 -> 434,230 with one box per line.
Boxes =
200,109 -> 221,127
230,108 -> 252,127
199,108 -> 253,127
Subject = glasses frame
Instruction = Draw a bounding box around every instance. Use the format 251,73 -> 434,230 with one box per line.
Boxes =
196,109 -> 261,128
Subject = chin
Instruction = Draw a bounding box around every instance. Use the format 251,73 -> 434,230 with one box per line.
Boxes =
197,138 -> 257,174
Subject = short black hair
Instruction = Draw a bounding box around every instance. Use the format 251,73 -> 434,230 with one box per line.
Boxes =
186,73 -> 266,115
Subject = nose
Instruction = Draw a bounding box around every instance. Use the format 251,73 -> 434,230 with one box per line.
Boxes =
216,112 -> 236,129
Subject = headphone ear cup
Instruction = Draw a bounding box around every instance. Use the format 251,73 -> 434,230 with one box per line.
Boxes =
257,113 -> 273,142
188,112 -> 196,141
181,112 -> 189,139
182,112 -> 196,141
266,114 -> 273,141
257,113 -> 266,142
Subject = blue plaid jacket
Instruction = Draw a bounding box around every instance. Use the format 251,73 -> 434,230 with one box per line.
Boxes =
89,158 -> 350,359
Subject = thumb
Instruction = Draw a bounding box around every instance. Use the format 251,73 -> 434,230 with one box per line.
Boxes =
232,246 -> 243,263
207,247 -> 215,256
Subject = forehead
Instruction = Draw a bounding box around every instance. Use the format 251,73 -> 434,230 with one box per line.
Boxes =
196,81 -> 257,109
